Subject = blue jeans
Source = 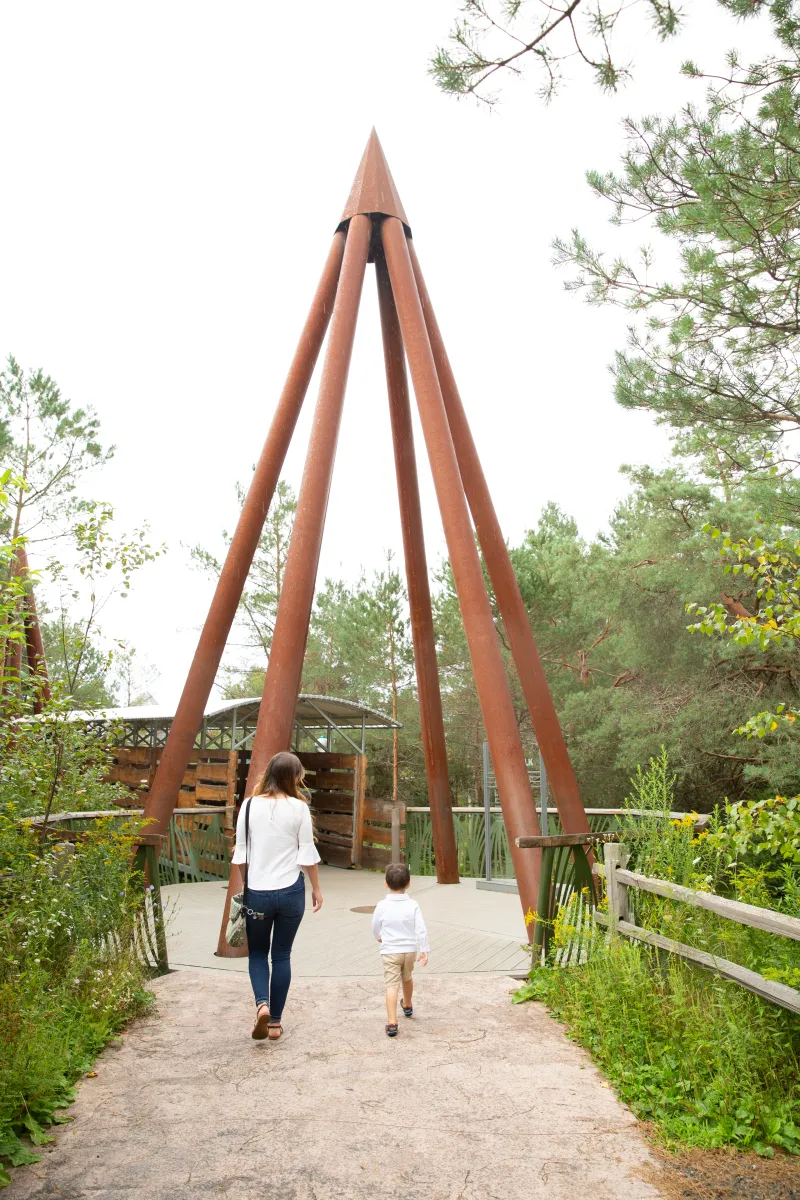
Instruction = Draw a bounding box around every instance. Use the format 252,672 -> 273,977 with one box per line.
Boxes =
245,873 -> 305,1019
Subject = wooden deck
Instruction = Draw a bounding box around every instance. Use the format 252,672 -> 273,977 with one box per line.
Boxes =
161,866 -> 530,977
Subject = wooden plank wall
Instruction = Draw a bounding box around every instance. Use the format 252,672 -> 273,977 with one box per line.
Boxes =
105,745 -> 405,874
298,751 -> 359,870
297,751 -> 405,872
360,797 -> 406,871
106,747 -> 237,809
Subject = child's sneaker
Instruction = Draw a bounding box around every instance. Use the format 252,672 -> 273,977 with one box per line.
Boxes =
401,1001 -> 413,1018
386,1023 -> 398,1038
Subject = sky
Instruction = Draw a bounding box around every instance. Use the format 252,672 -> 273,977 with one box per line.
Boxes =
0,0 -> 777,706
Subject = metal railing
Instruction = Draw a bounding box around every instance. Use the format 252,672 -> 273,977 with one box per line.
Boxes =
22,810 -> 169,976
158,807 -> 232,885
405,807 -> 666,881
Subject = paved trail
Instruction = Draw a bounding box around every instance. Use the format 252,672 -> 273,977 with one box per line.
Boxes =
9,970 -> 661,1200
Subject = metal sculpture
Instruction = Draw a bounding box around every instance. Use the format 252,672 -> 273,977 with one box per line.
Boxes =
141,131 -> 590,951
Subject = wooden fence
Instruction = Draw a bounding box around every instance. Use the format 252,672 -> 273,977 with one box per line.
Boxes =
595,842 -> 800,1015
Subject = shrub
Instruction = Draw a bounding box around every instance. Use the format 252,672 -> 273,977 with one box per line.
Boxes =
0,809 -> 152,1187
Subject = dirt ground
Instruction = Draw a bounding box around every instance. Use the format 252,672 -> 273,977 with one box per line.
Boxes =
7,969 -> 663,1200
645,1147 -> 800,1199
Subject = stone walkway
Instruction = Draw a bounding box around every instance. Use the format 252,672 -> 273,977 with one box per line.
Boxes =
9,970 -> 662,1199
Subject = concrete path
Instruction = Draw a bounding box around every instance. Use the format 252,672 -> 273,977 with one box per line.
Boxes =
9,970 -> 662,1200
162,867 -> 531,977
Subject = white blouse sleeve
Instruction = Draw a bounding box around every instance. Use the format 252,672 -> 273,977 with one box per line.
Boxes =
230,799 -> 249,865
296,802 -> 321,868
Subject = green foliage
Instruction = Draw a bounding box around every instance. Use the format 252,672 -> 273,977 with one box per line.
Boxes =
707,794 -> 800,866
516,755 -> 800,1155
1,359 -> 161,713
0,363 -> 157,1187
686,524 -> 800,778
553,7 -> 800,465
39,619 -> 119,709
42,501 -> 163,710
0,813 -> 151,1186
0,355 -> 110,539
193,478 -> 296,682
0,712 -> 125,820
406,810 -> 515,878
488,472 -> 800,809
429,0 -> 685,104
689,528 -> 800,650
516,943 -> 800,1155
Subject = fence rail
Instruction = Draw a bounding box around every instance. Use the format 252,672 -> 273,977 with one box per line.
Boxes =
597,842 -> 800,1015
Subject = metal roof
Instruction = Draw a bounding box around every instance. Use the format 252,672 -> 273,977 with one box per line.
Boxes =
77,693 -> 401,730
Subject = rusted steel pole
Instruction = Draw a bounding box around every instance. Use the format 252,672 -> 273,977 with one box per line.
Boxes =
16,543 -> 51,712
408,241 -> 589,838
375,252 -> 459,886
382,217 -> 540,928
244,215 -> 372,789
215,215 -> 371,958
143,232 -> 346,841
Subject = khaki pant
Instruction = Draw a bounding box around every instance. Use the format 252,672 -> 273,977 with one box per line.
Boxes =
381,952 -> 416,989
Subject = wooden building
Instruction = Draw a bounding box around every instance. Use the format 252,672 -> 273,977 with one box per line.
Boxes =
78,695 -> 402,873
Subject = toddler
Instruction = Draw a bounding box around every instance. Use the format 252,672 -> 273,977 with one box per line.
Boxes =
371,863 -> 429,1037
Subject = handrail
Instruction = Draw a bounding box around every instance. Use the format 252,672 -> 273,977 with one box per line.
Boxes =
22,810 -> 143,824
408,806 -> 708,822
615,868 -> 800,941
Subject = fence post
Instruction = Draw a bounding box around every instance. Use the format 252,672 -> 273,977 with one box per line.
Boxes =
604,841 -> 629,940
532,845 -> 555,959
391,802 -> 402,863
482,739 -> 492,881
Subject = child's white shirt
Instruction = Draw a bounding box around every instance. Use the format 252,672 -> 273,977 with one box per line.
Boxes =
371,893 -> 430,955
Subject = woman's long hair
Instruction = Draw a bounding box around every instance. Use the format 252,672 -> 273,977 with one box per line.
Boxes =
252,751 -> 307,801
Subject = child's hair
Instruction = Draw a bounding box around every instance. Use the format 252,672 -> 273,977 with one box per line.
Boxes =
385,862 -> 411,891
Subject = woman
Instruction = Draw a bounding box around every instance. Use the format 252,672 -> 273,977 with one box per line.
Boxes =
231,750 -> 323,1040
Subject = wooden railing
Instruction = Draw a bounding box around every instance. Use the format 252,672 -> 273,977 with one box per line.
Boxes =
595,842 -> 800,1015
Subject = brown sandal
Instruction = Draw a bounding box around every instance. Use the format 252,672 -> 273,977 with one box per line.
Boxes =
267,1021 -> 283,1041
252,1004 -> 270,1040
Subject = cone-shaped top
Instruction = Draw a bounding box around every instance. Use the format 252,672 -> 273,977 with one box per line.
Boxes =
339,129 -> 409,232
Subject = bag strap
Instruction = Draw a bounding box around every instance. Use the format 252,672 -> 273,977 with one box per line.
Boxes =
243,797 -> 251,906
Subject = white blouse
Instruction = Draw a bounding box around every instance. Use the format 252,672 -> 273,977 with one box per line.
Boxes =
231,793 -> 321,891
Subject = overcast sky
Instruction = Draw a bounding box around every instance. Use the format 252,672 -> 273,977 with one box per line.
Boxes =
0,0 -> 776,706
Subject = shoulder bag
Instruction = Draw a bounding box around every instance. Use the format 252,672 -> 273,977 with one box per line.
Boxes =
225,797 -> 251,947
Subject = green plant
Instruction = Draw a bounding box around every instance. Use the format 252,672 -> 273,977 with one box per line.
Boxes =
515,751 -> 800,1155
516,941 -> 800,1155
707,795 -> 800,868
0,811 -> 152,1187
